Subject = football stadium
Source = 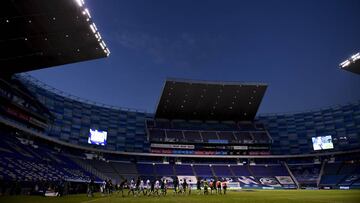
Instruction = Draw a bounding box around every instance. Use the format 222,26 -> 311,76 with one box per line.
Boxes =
0,0 -> 360,203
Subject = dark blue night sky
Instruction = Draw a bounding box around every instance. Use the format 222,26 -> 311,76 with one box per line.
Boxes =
29,0 -> 360,114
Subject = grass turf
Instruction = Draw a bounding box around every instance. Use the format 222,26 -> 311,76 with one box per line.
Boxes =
0,190 -> 359,203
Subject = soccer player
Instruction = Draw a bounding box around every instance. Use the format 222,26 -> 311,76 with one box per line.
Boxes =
188,179 -> 192,195
145,179 -> 151,195
163,179 -> 168,196
182,179 -> 188,195
128,179 -> 135,196
196,178 -> 201,195
87,177 -> 95,197
139,179 -> 145,195
173,177 -> 179,194
135,177 -> 141,196
209,180 -> 214,194
150,180 -> 155,196
222,181 -> 227,195
160,179 -> 165,196
101,180 -> 106,195
155,179 -> 160,196
203,180 -> 209,195
108,179 -> 113,194
106,179 -> 110,195
216,180 -> 222,195
178,179 -> 183,194
119,179 -> 127,197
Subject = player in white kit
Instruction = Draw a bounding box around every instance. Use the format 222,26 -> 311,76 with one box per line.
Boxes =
145,179 -> 151,195
139,179 -> 145,195
154,179 -> 160,196
128,179 -> 135,196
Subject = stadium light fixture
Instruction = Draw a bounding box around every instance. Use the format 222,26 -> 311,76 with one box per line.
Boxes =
340,52 -> 360,68
340,60 -> 351,68
101,41 -> 106,48
101,41 -> 107,48
90,24 -> 96,33
84,8 -> 91,18
76,0 -> 110,57
99,42 -> 105,49
75,0 -> 84,7
351,53 -> 360,61
97,33 -> 102,40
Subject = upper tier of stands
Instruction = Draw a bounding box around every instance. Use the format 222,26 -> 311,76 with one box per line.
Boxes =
14,75 -> 360,155
147,120 -> 272,144
147,120 -> 265,131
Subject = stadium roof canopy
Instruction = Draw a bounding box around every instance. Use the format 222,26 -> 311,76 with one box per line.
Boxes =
339,52 -> 360,75
0,0 -> 110,75
155,78 -> 267,121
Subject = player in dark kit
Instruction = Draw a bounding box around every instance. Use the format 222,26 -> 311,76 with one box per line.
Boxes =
150,180 -> 155,196
160,179 -> 165,196
119,179 -> 127,197
173,177 -> 179,194
196,178 -> 201,195
87,177 -> 95,197
182,179 -> 188,195
135,177 -> 141,195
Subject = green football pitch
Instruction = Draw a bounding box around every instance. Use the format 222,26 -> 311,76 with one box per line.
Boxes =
0,190 -> 359,203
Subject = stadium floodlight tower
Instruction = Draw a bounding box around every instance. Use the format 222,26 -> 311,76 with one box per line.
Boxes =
339,52 -> 360,75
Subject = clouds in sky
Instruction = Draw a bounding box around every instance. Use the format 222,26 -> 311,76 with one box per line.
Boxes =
111,26 -> 224,69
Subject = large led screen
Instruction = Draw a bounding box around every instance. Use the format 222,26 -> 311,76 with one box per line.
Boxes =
312,135 -> 334,150
88,129 -> 107,146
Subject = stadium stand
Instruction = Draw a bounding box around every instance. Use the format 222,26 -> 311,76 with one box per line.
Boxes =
174,165 -> 195,176
231,165 -> 252,176
155,164 -> 175,176
319,161 -> 360,188
193,165 -> 214,177
1,74 -> 359,193
288,163 -> 321,188
0,126 -> 96,183
10,74 -> 358,156
212,165 -> 233,177
137,163 -> 155,176
110,162 -> 138,178
249,165 -> 289,177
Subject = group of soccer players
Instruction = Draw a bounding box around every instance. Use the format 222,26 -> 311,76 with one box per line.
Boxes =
198,179 -> 228,195
106,177 -> 228,197
117,177 -> 169,197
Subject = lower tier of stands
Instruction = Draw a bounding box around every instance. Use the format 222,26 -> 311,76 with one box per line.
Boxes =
0,129 -> 96,183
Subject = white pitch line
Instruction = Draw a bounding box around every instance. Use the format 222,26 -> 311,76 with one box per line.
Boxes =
81,197 -> 110,203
